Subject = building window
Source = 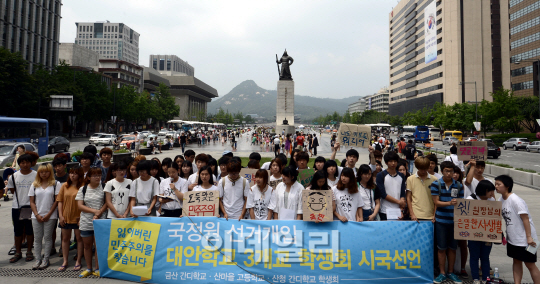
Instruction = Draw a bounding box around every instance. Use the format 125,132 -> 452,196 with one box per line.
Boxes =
159,59 -> 165,70
511,65 -> 533,77
510,1 -> 540,21
512,80 -> 533,91
167,59 -> 171,71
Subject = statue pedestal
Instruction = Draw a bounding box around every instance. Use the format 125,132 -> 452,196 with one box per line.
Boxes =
276,80 -> 295,135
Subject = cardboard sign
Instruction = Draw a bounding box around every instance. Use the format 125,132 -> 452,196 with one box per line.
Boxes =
239,168 -> 271,188
269,178 -> 282,190
302,190 -> 333,222
298,168 -> 315,188
337,123 -> 371,148
183,190 -> 219,217
457,141 -> 488,161
454,198 -> 502,243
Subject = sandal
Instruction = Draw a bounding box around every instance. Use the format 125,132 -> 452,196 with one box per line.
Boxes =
58,265 -> 68,272
73,264 -> 82,271
8,246 -> 16,255
10,252 -> 22,263
25,251 -> 35,262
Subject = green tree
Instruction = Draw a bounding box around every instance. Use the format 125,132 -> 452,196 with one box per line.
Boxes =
516,96 -> 539,133
342,110 -> 351,123
482,88 -> 522,133
153,83 -> 180,125
0,47 -> 36,117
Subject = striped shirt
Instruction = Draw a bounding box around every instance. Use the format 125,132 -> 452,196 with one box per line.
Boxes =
430,178 -> 464,224
75,184 -> 105,231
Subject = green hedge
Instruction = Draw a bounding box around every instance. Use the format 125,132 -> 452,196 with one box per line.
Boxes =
487,133 -> 539,145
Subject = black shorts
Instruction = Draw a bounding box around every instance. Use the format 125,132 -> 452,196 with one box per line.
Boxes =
507,242 -> 537,263
161,209 -> 182,218
11,208 -> 33,237
58,223 -> 79,230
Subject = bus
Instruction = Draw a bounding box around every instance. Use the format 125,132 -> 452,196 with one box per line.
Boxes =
402,125 -> 416,136
428,126 -> 441,141
0,117 -> 49,156
443,131 -> 463,141
366,123 -> 391,135
402,125 -> 430,143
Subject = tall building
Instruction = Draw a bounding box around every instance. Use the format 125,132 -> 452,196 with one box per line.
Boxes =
366,87 -> 390,113
98,59 -> 143,92
149,54 -> 194,76
509,0 -> 540,97
348,98 -> 366,114
388,0 -> 511,116
74,21 -> 139,65
0,0 -> 62,73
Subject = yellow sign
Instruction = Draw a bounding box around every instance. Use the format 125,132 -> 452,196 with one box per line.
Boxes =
108,219 -> 161,282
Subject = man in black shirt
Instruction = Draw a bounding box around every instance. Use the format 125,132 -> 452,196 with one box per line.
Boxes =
404,140 -> 417,175
180,132 -> 187,154
53,157 -> 68,183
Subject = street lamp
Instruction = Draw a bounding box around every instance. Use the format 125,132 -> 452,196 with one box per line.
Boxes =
459,81 -> 478,123
514,58 -> 540,132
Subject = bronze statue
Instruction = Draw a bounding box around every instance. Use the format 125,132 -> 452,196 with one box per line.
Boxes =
276,50 -> 294,80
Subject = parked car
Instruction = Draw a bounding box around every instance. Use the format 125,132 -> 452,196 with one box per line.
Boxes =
487,142 -> 501,159
94,134 -> 117,146
89,133 -> 106,144
464,137 -> 478,142
502,138 -> 530,151
0,142 -> 37,168
120,135 -> 137,148
48,137 -> 70,154
442,137 -> 460,146
478,138 -> 493,143
526,141 -> 540,153
139,131 -> 151,137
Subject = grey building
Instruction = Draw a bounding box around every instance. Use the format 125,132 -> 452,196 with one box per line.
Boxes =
348,98 -> 366,114
0,0 -> 62,73
366,88 -> 390,113
59,43 -> 99,68
150,54 -> 194,76
74,21 -> 140,65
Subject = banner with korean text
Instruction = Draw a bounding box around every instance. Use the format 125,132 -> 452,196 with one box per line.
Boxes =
95,218 -> 434,283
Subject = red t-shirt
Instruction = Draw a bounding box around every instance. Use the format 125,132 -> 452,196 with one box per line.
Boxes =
297,136 -> 305,145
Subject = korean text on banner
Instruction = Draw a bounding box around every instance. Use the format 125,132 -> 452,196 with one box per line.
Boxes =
302,190 -> 333,222
457,141 -> 488,161
298,168 -> 315,188
337,123 -> 371,148
183,190 -> 219,217
424,0 -> 437,64
454,198 -> 503,243
95,218 -> 434,284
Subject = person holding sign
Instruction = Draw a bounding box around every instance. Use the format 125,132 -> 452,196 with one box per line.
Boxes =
444,145 -> 465,172
129,161 -> 160,217
103,162 -> 132,219
466,180 -> 496,283
376,151 -> 406,221
332,168 -> 363,222
218,160 -> 249,220
464,159 -> 490,199
430,161 -> 464,284
187,154 -> 210,190
247,170 -> 274,220
330,143 -> 359,177
158,162 -> 187,217
495,175 -> 540,284
268,166 -> 303,220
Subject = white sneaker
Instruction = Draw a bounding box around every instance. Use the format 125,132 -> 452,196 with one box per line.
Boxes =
473,280 -> 481,284
32,259 -> 41,270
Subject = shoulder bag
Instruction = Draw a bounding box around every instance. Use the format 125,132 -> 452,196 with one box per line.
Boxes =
13,175 -> 32,220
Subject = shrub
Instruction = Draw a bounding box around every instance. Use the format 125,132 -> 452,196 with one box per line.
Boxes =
495,163 -> 512,168
113,149 -> 129,153
515,168 -> 536,173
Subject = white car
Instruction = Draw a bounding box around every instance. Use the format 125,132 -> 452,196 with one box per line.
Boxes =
89,133 -> 106,144
139,131 -> 151,137
94,134 -> 117,146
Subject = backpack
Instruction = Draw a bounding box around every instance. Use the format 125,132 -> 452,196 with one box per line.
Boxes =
221,177 -> 248,199
374,142 -> 382,152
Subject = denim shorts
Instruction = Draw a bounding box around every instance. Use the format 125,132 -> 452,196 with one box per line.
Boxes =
435,222 -> 457,250
80,230 -> 94,238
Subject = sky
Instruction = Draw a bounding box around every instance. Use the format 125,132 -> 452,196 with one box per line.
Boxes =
60,0 -> 397,99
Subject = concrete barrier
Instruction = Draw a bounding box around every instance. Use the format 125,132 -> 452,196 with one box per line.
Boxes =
508,168 -> 533,186
484,164 -> 492,175
490,165 -> 510,177
533,174 -> 540,187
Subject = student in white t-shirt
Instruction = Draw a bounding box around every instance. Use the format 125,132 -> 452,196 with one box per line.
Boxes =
104,162 -> 132,219
268,166 -> 303,220
495,175 -> 540,284
187,154 -> 209,190
332,168 -> 364,222
247,170 -> 274,220
464,159 -> 492,198
192,166 -> 219,192
269,158 -> 283,189
218,160 -> 249,220
28,164 -> 61,270
129,161 -> 160,217
324,160 -> 339,188
158,162 -> 187,217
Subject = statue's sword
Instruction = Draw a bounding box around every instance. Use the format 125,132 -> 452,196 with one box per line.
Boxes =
276,54 -> 281,77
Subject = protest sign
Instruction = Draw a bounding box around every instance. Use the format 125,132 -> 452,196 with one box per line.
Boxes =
457,141 -> 488,161
337,123 -> 371,148
302,190 -> 333,222
298,168 -> 315,188
240,168 -> 271,188
454,198 -> 502,243
269,178 -> 282,189
183,190 -> 219,217
95,217 -> 434,283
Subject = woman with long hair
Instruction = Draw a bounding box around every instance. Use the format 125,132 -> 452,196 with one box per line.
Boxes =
174,155 -> 184,170
288,149 -> 300,169
28,164 -> 61,270
269,158 -> 283,187
357,165 -> 380,221
306,171 -> 330,190
126,161 -> 139,180
193,166 -> 218,192
247,170 -> 273,220
332,167 -> 363,222
150,159 -> 166,180
161,157 -> 173,179
179,160 -> 194,180
268,166 -> 303,220
324,160 -> 339,188
57,166 -> 84,271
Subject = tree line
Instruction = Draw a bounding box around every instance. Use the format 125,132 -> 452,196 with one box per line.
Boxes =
0,47 -> 179,133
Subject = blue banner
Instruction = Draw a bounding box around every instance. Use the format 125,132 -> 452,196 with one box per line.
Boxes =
95,217 -> 433,284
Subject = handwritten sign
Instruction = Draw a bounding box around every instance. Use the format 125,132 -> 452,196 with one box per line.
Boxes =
454,198 -> 502,243
337,123 -> 371,148
298,168 -> 315,188
302,190 -> 333,222
183,190 -> 219,217
457,141 -> 488,161
269,178 -> 282,189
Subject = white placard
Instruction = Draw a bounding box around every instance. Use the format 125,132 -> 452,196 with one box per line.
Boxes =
424,0 -> 437,64
386,208 -> 402,220
132,206 -> 148,216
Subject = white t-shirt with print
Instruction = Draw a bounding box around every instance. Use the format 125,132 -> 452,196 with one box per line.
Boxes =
500,193 -> 537,247
217,177 -> 249,220
246,185 -> 274,220
464,177 -> 493,200
332,186 -> 364,221
75,184 -> 105,231
188,172 -> 217,186
8,170 -> 37,209
192,185 -> 219,192
268,181 -> 304,218
103,178 -> 132,218
159,177 -> 187,210
129,177 -> 160,205
327,178 -> 339,188
28,181 -> 61,219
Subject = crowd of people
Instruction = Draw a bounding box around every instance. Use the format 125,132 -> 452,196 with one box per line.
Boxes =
0,130 -> 538,284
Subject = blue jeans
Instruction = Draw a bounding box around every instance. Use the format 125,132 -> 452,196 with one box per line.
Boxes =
468,241 -> 492,281
181,143 -> 186,154
407,159 -> 414,174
